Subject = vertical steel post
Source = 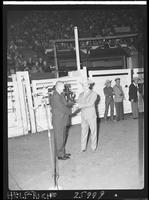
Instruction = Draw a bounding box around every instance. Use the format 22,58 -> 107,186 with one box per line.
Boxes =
43,94 -> 59,189
53,41 -> 59,78
74,26 -> 81,71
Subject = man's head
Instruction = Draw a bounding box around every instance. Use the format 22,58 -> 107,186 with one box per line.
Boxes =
55,81 -> 65,94
81,79 -> 93,92
82,82 -> 90,92
133,77 -> 139,84
115,77 -> 120,85
105,80 -> 112,87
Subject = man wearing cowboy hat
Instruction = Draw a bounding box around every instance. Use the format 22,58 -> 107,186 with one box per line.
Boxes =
103,80 -> 114,122
129,77 -> 139,119
113,78 -> 125,121
76,79 -> 98,152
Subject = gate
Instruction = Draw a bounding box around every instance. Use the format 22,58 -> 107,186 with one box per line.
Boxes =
31,76 -> 84,132
8,72 -> 36,138
8,75 -> 26,138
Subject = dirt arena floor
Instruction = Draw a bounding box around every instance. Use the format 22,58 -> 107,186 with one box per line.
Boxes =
8,113 -> 144,190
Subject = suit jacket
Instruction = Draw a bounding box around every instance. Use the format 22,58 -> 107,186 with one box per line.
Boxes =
103,86 -> 114,101
113,84 -> 124,102
78,90 -> 97,120
129,83 -> 138,102
50,90 -> 71,126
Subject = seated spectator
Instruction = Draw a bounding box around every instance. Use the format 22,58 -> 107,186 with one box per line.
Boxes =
27,57 -> 34,70
30,62 -> 38,73
7,9 -> 144,73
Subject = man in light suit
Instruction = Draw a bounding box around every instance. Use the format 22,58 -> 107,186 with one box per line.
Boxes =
76,79 -> 98,152
50,81 -> 71,160
113,78 -> 125,121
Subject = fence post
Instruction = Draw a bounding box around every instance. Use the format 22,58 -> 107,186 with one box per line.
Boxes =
16,71 -> 36,134
11,74 -> 24,132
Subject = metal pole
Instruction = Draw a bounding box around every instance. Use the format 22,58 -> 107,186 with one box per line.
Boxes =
42,95 -> 59,189
53,41 -> 59,78
74,26 -> 81,71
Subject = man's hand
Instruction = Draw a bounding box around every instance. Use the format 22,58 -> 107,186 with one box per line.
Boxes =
74,103 -> 80,109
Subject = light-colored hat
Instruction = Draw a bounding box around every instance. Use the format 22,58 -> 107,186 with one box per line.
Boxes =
105,80 -> 112,85
80,78 -> 94,86
133,77 -> 139,81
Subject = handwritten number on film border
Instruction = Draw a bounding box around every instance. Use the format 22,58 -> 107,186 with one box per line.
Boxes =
73,191 -> 105,199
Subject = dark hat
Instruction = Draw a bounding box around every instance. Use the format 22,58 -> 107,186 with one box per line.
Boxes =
115,77 -> 120,81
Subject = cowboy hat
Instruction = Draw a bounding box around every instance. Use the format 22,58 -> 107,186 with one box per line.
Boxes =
133,77 -> 140,81
105,80 -> 112,85
80,78 -> 94,86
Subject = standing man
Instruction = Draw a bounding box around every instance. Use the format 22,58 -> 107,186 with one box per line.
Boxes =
77,79 -> 97,152
129,77 -> 139,119
103,80 -> 114,122
113,78 -> 124,121
138,78 -> 144,101
50,81 -> 71,160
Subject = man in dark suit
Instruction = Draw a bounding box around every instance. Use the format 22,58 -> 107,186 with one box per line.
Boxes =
50,81 -> 72,160
129,77 -> 139,119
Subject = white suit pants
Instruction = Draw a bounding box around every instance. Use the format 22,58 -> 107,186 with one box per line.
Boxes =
81,116 -> 97,151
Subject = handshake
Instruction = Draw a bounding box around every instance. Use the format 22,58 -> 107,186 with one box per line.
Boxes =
70,102 -> 81,117
73,102 -> 80,110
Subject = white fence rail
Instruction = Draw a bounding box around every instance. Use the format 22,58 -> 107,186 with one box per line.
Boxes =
8,68 -> 144,138
31,76 -> 84,132
133,68 -> 144,80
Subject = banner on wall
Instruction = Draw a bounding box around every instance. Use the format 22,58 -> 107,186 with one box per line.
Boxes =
114,26 -> 131,33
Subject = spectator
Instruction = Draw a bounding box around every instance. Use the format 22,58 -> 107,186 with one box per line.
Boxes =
27,57 -> 34,70
138,78 -> 144,100
128,77 -> 139,119
103,80 -> 114,122
30,62 -> 38,73
113,78 -> 125,121
7,9 -> 145,73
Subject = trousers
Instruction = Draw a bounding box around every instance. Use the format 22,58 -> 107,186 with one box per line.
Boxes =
81,116 -> 97,151
131,101 -> 138,118
52,119 -> 68,157
114,101 -> 124,121
104,98 -> 114,119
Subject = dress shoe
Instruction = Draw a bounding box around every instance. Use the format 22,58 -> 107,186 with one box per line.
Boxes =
58,155 -> 70,160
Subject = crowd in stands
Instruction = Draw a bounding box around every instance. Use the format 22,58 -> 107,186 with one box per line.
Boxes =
7,45 -> 53,75
7,9 -> 145,75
